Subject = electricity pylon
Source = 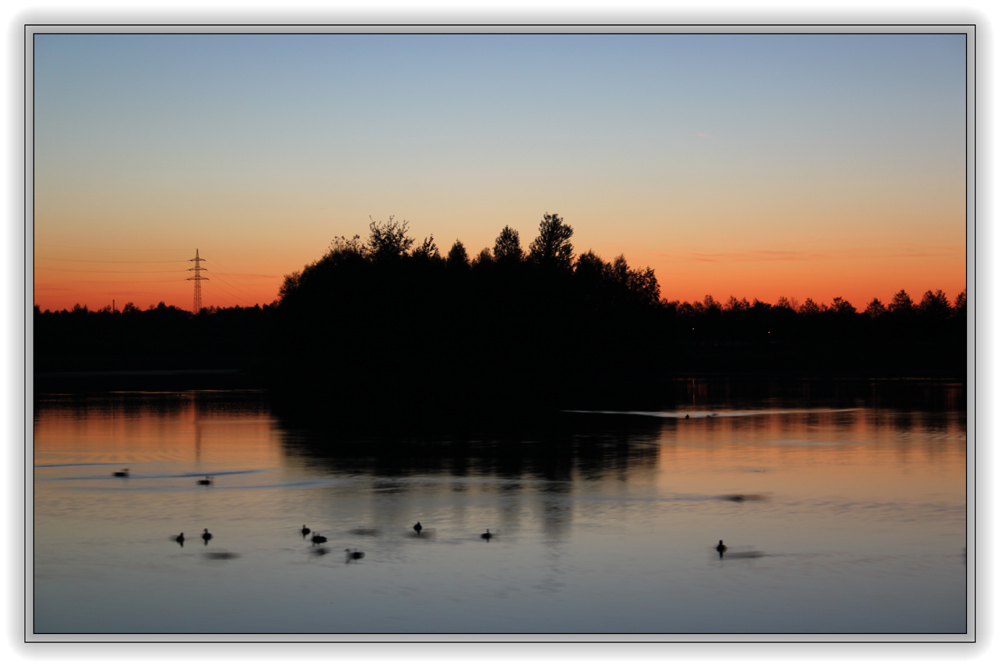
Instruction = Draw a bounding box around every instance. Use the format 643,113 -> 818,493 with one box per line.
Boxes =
187,249 -> 208,312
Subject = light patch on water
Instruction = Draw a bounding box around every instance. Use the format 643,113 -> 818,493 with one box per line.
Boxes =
32,393 -> 968,636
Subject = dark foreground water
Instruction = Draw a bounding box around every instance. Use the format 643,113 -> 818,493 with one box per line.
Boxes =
31,382 -> 968,637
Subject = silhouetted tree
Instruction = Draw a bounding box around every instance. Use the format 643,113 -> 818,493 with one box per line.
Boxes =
412,235 -> 441,261
446,240 -> 469,268
472,247 -> 494,268
528,213 -> 574,269
612,256 -> 660,306
774,296 -> 795,312
278,271 -> 302,301
493,226 -> 524,264
919,289 -> 950,319
367,216 -> 414,260
328,234 -> 365,257
702,295 -> 721,314
865,298 -> 886,318
574,250 -> 606,279
725,296 -> 750,312
799,298 -> 822,315
954,290 -> 967,316
888,289 -> 915,315
830,296 -> 856,315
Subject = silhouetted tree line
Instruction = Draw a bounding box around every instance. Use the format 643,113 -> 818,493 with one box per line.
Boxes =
263,214 -> 966,423
657,287 -> 966,377
33,301 -> 277,375
34,213 -> 966,421
266,214 -> 667,420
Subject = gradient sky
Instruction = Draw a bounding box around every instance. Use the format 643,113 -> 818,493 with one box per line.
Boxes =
32,31 -> 968,312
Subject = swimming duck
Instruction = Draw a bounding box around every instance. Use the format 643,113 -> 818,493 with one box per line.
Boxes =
716,540 -> 727,558
311,533 -> 327,545
202,529 -> 213,544
345,549 -> 365,561
113,468 -> 130,478
301,524 -> 311,537
197,476 -> 213,486
413,521 -> 422,535
481,529 -> 492,541
174,532 -> 185,546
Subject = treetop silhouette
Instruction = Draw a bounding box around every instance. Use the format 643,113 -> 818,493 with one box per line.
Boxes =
528,213 -> 574,269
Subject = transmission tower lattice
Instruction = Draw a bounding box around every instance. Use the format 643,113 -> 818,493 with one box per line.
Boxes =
187,249 -> 208,312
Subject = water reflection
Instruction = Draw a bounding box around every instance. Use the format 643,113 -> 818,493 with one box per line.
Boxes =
32,383 -> 968,635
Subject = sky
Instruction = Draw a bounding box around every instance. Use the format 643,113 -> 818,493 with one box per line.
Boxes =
32,30 -> 969,312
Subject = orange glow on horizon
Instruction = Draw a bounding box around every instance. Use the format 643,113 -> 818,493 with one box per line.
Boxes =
32,248 -> 967,314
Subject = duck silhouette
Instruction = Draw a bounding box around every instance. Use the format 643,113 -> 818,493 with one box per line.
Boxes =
174,532 -> 185,546
311,533 -> 327,545
345,549 -> 365,561
481,529 -> 492,541
112,468 -> 130,478
202,529 -> 213,544
301,524 -> 311,538
716,540 -> 727,558
197,476 -> 213,486
413,521 -> 422,535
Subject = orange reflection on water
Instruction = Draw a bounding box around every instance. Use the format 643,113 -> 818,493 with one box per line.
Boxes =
33,392 -> 282,469
653,408 -> 966,506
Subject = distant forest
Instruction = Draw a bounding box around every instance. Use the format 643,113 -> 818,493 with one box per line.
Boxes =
35,214 -> 966,416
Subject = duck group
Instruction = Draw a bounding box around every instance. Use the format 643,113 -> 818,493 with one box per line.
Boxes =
170,519 -> 508,560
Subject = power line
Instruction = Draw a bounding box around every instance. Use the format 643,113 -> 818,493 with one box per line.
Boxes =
205,279 -> 259,307
208,262 -> 267,303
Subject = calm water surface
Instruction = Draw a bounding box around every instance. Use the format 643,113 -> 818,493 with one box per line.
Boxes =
32,387 -> 968,636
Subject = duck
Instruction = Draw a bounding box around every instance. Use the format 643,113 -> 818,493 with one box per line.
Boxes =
174,532 -> 185,546
481,529 -> 492,541
413,521 -> 422,535
301,524 -> 311,537
112,468 -> 130,478
345,549 -> 365,561
716,539 -> 727,558
202,529 -> 213,544
197,476 -> 213,486
311,533 -> 327,545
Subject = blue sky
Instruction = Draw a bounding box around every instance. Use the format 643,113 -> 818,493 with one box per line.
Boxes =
33,31 -> 968,310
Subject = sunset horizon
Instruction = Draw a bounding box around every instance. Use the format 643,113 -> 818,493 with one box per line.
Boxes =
33,222 -> 967,315
32,31 -> 967,315
28,22 -> 972,642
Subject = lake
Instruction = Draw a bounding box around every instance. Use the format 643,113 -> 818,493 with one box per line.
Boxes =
30,381 -> 969,638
